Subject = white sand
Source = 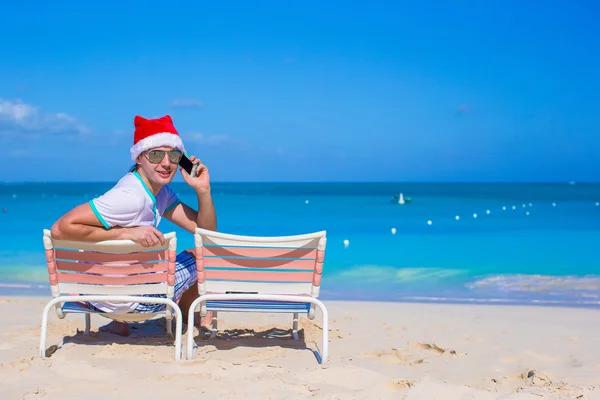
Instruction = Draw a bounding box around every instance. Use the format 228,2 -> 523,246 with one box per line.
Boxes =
1,296 -> 599,399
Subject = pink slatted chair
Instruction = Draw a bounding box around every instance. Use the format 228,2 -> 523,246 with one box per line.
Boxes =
39,229 -> 183,361
186,228 -> 329,364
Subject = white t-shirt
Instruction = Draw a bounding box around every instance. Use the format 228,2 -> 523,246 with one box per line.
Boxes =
87,171 -> 181,314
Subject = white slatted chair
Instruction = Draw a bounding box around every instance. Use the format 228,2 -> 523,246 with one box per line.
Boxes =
39,229 -> 183,361
187,228 -> 329,364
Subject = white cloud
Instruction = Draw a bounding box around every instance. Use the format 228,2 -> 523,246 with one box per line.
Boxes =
0,98 -> 90,137
171,98 -> 204,109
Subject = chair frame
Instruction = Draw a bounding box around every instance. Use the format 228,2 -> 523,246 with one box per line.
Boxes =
186,228 -> 329,364
39,229 -> 183,361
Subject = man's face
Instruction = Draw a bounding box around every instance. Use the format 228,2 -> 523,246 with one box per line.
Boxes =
136,146 -> 181,186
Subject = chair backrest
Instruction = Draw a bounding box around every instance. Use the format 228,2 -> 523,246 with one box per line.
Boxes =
43,229 -> 177,298
194,228 -> 327,298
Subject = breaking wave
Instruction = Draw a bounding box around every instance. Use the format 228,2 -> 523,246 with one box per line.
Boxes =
331,265 -> 468,283
466,274 -> 600,295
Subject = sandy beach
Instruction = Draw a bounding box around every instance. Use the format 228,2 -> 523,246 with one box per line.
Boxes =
0,296 -> 598,399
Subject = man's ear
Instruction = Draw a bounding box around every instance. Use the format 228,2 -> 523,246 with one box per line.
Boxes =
136,152 -> 144,164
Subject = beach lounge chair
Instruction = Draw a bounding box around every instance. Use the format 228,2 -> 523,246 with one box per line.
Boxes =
39,229 -> 184,361
186,228 -> 329,364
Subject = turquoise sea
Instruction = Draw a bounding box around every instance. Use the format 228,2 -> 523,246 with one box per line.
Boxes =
1,182 -> 599,307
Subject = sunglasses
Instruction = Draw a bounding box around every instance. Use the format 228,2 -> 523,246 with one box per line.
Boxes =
145,149 -> 183,164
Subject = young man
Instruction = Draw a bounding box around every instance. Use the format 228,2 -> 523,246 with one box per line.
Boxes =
51,115 -> 217,336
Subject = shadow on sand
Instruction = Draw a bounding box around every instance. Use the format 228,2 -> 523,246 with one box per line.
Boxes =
195,326 -> 308,351
45,317 -> 315,360
52,317 -> 179,351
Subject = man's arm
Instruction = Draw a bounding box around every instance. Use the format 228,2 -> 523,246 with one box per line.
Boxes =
164,192 -> 217,233
51,203 -> 165,246
51,203 -> 128,242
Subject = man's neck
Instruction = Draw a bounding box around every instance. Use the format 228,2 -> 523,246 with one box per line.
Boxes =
135,169 -> 163,196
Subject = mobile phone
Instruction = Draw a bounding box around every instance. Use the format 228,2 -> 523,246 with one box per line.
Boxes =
179,153 -> 194,175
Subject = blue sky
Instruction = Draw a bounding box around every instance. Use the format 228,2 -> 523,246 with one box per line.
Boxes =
1,1 -> 598,182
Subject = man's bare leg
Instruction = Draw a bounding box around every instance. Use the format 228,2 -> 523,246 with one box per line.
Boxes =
99,320 -> 130,336
178,275 -> 213,327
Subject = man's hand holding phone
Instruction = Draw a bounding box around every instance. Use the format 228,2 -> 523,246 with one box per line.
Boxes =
179,153 -> 211,195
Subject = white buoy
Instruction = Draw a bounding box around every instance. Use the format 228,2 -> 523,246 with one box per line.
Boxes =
305,200 -> 309,204
455,215 -> 460,220
473,213 -> 478,218
486,210 -> 491,214
529,203 -> 533,207
552,202 -> 556,207
391,228 -> 397,235
398,193 -> 405,205
522,204 -> 526,208
526,211 -> 530,216
512,206 -> 516,210
595,202 -> 599,206
427,220 -> 432,225
343,239 -> 349,248
502,206 -> 507,211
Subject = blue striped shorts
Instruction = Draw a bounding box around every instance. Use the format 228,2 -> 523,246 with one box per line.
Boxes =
133,250 -> 197,312
86,250 -> 197,314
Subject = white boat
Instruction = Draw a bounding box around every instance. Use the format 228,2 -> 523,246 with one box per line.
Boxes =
392,192 -> 412,204
398,193 -> 405,204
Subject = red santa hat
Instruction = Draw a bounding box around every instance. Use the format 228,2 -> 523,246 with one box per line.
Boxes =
130,115 -> 186,161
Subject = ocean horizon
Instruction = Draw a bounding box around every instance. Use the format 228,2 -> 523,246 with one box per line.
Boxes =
1,181 -> 599,307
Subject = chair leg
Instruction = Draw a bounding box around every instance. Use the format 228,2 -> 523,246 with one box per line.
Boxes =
187,297 -> 203,360
166,311 -> 173,337
166,307 -> 173,337
210,311 -> 218,339
55,303 -> 65,319
313,301 -> 329,365
172,304 -> 183,362
84,313 -> 91,335
39,301 -> 54,357
166,319 -> 173,336
292,312 -> 300,340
